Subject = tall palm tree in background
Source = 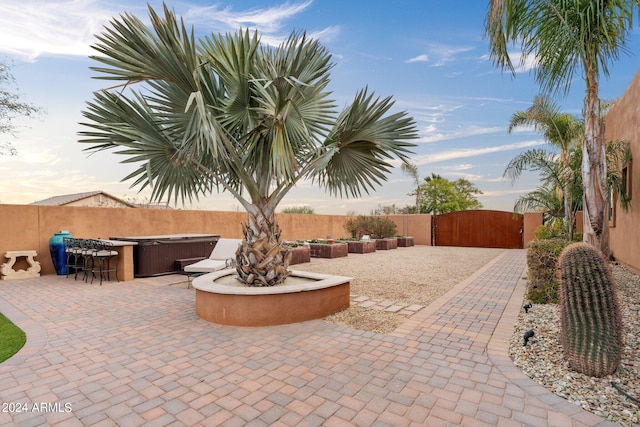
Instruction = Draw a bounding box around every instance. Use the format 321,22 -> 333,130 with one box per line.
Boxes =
486,0 -> 640,255
507,96 -> 582,237
401,161 -> 421,213
79,5 -> 417,286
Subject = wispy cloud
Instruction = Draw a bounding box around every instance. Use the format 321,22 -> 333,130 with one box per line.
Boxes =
0,0 -> 118,61
412,140 -> 545,165
407,43 -> 474,66
481,187 -> 537,197
184,1 -> 312,33
429,43 -> 474,66
419,125 -> 505,144
406,54 -> 428,63
0,0 -> 322,61
478,51 -> 537,73
449,163 -> 474,171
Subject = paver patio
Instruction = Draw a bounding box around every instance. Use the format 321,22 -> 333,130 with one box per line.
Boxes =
0,249 -> 617,426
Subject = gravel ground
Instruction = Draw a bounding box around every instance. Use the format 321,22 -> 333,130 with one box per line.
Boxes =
293,245 -> 505,333
510,263 -> 640,426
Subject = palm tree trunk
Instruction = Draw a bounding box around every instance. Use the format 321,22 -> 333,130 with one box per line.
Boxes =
235,205 -> 291,286
582,73 -> 608,255
560,150 -> 573,240
563,181 -> 573,240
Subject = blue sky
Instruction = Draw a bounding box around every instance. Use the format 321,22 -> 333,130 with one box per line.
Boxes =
1,0 -> 639,214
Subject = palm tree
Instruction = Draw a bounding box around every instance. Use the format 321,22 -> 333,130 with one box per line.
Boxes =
507,96 -> 582,237
79,5 -> 417,286
486,0 -> 640,255
504,142 -> 631,244
401,161 -> 421,213
504,147 -> 583,237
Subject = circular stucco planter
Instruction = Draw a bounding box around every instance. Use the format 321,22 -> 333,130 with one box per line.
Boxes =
193,269 -> 351,326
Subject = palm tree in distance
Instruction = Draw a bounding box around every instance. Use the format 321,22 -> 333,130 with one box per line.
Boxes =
401,161 -> 421,213
504,147 -> 583,237
507,96 -> 582,238
486,0 -> 640,255
79,5 -> 417,287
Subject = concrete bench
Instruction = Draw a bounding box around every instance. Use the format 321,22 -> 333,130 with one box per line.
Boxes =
1,250 -> 41,280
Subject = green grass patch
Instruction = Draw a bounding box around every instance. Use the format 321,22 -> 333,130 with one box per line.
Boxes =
0,312 -> 26,363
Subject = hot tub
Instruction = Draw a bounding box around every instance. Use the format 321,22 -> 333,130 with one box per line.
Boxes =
109,234 -> 220,277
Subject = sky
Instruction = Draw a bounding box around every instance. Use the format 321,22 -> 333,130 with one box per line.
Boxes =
1,0 -> 639,215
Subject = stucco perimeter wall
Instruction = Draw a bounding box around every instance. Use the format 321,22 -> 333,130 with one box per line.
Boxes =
523,212 -> 543,246
1,204 -> 544,275
387,214 -> 432,246
605,69 -> 640,274
2,204 -> 426,275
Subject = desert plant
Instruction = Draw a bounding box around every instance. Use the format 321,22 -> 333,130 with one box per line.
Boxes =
526,238 -> 569,303
79,5 -> 417,287
557,242 -> 624,377
534,221 -> 567,241
344,215 -> 397,239
370,217 -> 397,239
344,215 -> 375,239
282,206 -> 315,214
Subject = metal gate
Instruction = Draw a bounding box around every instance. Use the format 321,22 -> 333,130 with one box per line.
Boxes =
434,210 -> 524,249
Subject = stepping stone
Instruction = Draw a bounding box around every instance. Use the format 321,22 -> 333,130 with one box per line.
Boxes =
358,301 -> 376,308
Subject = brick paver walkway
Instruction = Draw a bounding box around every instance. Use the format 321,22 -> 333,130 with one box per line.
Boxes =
0,249 -> 617,426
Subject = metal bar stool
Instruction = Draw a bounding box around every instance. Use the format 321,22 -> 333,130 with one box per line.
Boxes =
64,237 -> 86,280
89,240 -> 119,285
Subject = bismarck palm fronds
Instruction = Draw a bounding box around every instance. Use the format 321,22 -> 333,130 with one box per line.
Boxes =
79,4 -> 417,286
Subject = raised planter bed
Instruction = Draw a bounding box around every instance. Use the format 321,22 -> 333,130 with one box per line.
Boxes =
193,269 -> 351,326
309,242 -> 348,258
342,240 -> 377,254
397,236 -> 415,247
283,245 -> 311,265
375,238 -> 398,250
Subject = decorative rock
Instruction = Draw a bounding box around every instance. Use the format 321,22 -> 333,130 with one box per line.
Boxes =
510,264 -> 640,427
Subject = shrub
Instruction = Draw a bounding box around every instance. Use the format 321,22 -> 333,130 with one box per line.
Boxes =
526,238 -> 569,303
344,215 -> 373,239
557,242 -> 623,377
282,206 -> 315,214
370,217 -> 397,239
343,215 -> 397,239
534,221 -> 566,240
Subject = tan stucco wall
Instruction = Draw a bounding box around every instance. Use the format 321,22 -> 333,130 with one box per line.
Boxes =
0,204 -> 436,275
605,69 -> 640,274
387,214 -> 432,246
523,212 -> 543,246
1,204 -> 546,276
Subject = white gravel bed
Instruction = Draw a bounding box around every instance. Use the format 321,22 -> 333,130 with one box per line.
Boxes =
293,245 -> 505,306
510,263 -> 640,426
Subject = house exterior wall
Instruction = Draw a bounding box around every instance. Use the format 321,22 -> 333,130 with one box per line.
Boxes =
605,69 -> 640,274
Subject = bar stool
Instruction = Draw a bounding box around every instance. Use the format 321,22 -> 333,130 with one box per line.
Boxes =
89,240 -> 119,285
64,238 -> 86,280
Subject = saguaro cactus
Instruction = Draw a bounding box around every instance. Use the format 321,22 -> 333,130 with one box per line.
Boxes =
557,242 -> 624,377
